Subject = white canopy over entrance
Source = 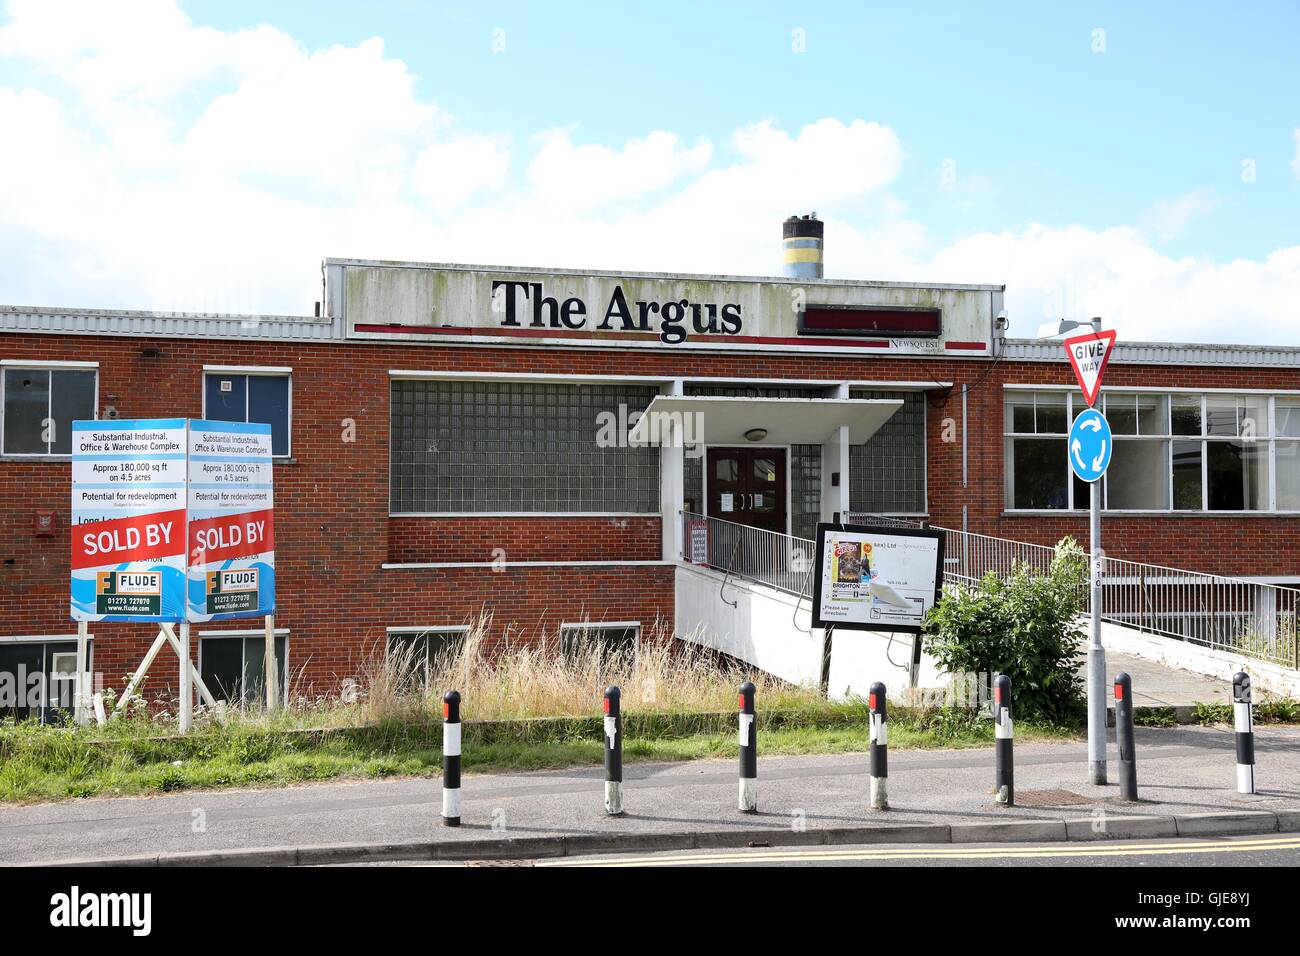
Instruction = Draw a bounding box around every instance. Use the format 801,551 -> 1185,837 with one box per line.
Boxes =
627,395 -> 904,446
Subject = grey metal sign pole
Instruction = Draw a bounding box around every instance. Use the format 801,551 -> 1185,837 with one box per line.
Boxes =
1088,479 -> 1106,784
1061,317 -> 1112,788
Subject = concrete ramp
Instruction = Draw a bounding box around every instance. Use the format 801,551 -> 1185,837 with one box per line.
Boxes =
674,563 -> 945,700
677,563 -> 1298,704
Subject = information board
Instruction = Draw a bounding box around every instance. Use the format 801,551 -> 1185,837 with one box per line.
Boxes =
811,523 -> 945,633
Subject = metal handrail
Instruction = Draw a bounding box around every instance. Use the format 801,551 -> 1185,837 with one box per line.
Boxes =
684,509 -> 1299,670
682,511 -> 815,598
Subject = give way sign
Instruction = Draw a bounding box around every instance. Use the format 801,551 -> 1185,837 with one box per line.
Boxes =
1063,329 -> 1117,407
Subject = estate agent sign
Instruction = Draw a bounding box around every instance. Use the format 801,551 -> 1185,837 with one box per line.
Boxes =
71,419 -> 189,622
71,419 -> 275,623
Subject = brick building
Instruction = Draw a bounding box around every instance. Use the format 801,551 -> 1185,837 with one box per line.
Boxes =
3,233 -> 1298,715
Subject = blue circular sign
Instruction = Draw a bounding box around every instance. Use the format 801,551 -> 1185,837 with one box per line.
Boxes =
1068,408 -> 1112,483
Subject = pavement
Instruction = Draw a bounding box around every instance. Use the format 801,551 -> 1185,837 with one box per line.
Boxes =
5,723 -> 1299,866
1086,651 -> 1230,708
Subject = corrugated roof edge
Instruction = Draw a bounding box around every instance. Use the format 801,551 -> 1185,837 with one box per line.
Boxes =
1,304 -> 322,322
1,303 -> 336,344
322,257 -> 1008,293
3,301 -> 1295,368
1004,338 -> 1300,367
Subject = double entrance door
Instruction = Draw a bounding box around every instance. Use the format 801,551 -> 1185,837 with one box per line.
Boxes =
705,447 -> 788,535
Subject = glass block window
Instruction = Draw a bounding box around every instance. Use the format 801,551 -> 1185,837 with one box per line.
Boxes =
684,452 -> 702,514
848,390 -> 927,514
790,444 -> 822,541
390,380 -> 660,513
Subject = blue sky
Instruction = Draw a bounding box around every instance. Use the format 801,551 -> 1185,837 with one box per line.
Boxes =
179,0 -> 1300,260
0,0 -> 1297,343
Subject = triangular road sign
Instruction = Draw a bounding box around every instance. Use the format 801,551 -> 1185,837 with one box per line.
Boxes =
1064,329 -> 1117,407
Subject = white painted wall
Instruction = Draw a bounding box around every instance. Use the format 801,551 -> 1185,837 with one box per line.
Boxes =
827,628 -> 948,701
1097,619 -> 1300,699
674,563 -> 947,701
676,571 -> 1300,705
675,563 -> 822,688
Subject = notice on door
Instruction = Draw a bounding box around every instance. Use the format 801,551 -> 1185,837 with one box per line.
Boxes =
71,419 -> 189,622
186,420 -> 276,622
811,523 -> 944,633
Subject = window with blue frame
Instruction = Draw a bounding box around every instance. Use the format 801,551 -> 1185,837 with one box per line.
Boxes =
203,371 -> 291,457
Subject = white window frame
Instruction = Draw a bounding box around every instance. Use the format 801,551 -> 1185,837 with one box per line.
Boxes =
1004,387 -> 1296,514
1002,389 -> 1080,511
201,365 -> 293,459
385,625 -> 471,651
0,360 -> 99,458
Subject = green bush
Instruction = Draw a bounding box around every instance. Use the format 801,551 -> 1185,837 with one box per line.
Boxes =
923,536 -> 1088,722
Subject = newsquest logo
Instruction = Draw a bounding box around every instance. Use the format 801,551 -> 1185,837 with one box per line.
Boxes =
50,886 -> 152,937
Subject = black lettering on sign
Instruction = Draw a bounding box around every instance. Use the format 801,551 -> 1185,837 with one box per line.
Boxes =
493,280 -> 742,344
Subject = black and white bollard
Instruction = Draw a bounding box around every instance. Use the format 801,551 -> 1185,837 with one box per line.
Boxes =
738,681 -> 757,812
441,690 -> 462,827
603,685 -> 624,815
993,674 -> 1014,806
1233,671 -> 1256,794
1114,672 -> 1138,801
868,681 -> 888,810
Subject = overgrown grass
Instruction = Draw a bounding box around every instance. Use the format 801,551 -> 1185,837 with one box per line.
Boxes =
0,702 -> 1081,804
0,616 -> 1086,804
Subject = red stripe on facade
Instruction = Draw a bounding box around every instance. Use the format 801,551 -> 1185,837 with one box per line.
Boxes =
353,323 -> 895,349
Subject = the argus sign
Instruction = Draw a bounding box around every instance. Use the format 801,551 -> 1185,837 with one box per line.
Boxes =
811,523 -> 945,634
70,419 -> 275,623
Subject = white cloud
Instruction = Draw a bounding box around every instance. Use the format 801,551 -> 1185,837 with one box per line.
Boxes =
526,128 -> 712,210
182,37 -> 438,193
1142,187 -> 1219,243
412,135 -> 511,211
0,0 -> 292,102
921,224 -> 1300,345
0,0 -> 1297,347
